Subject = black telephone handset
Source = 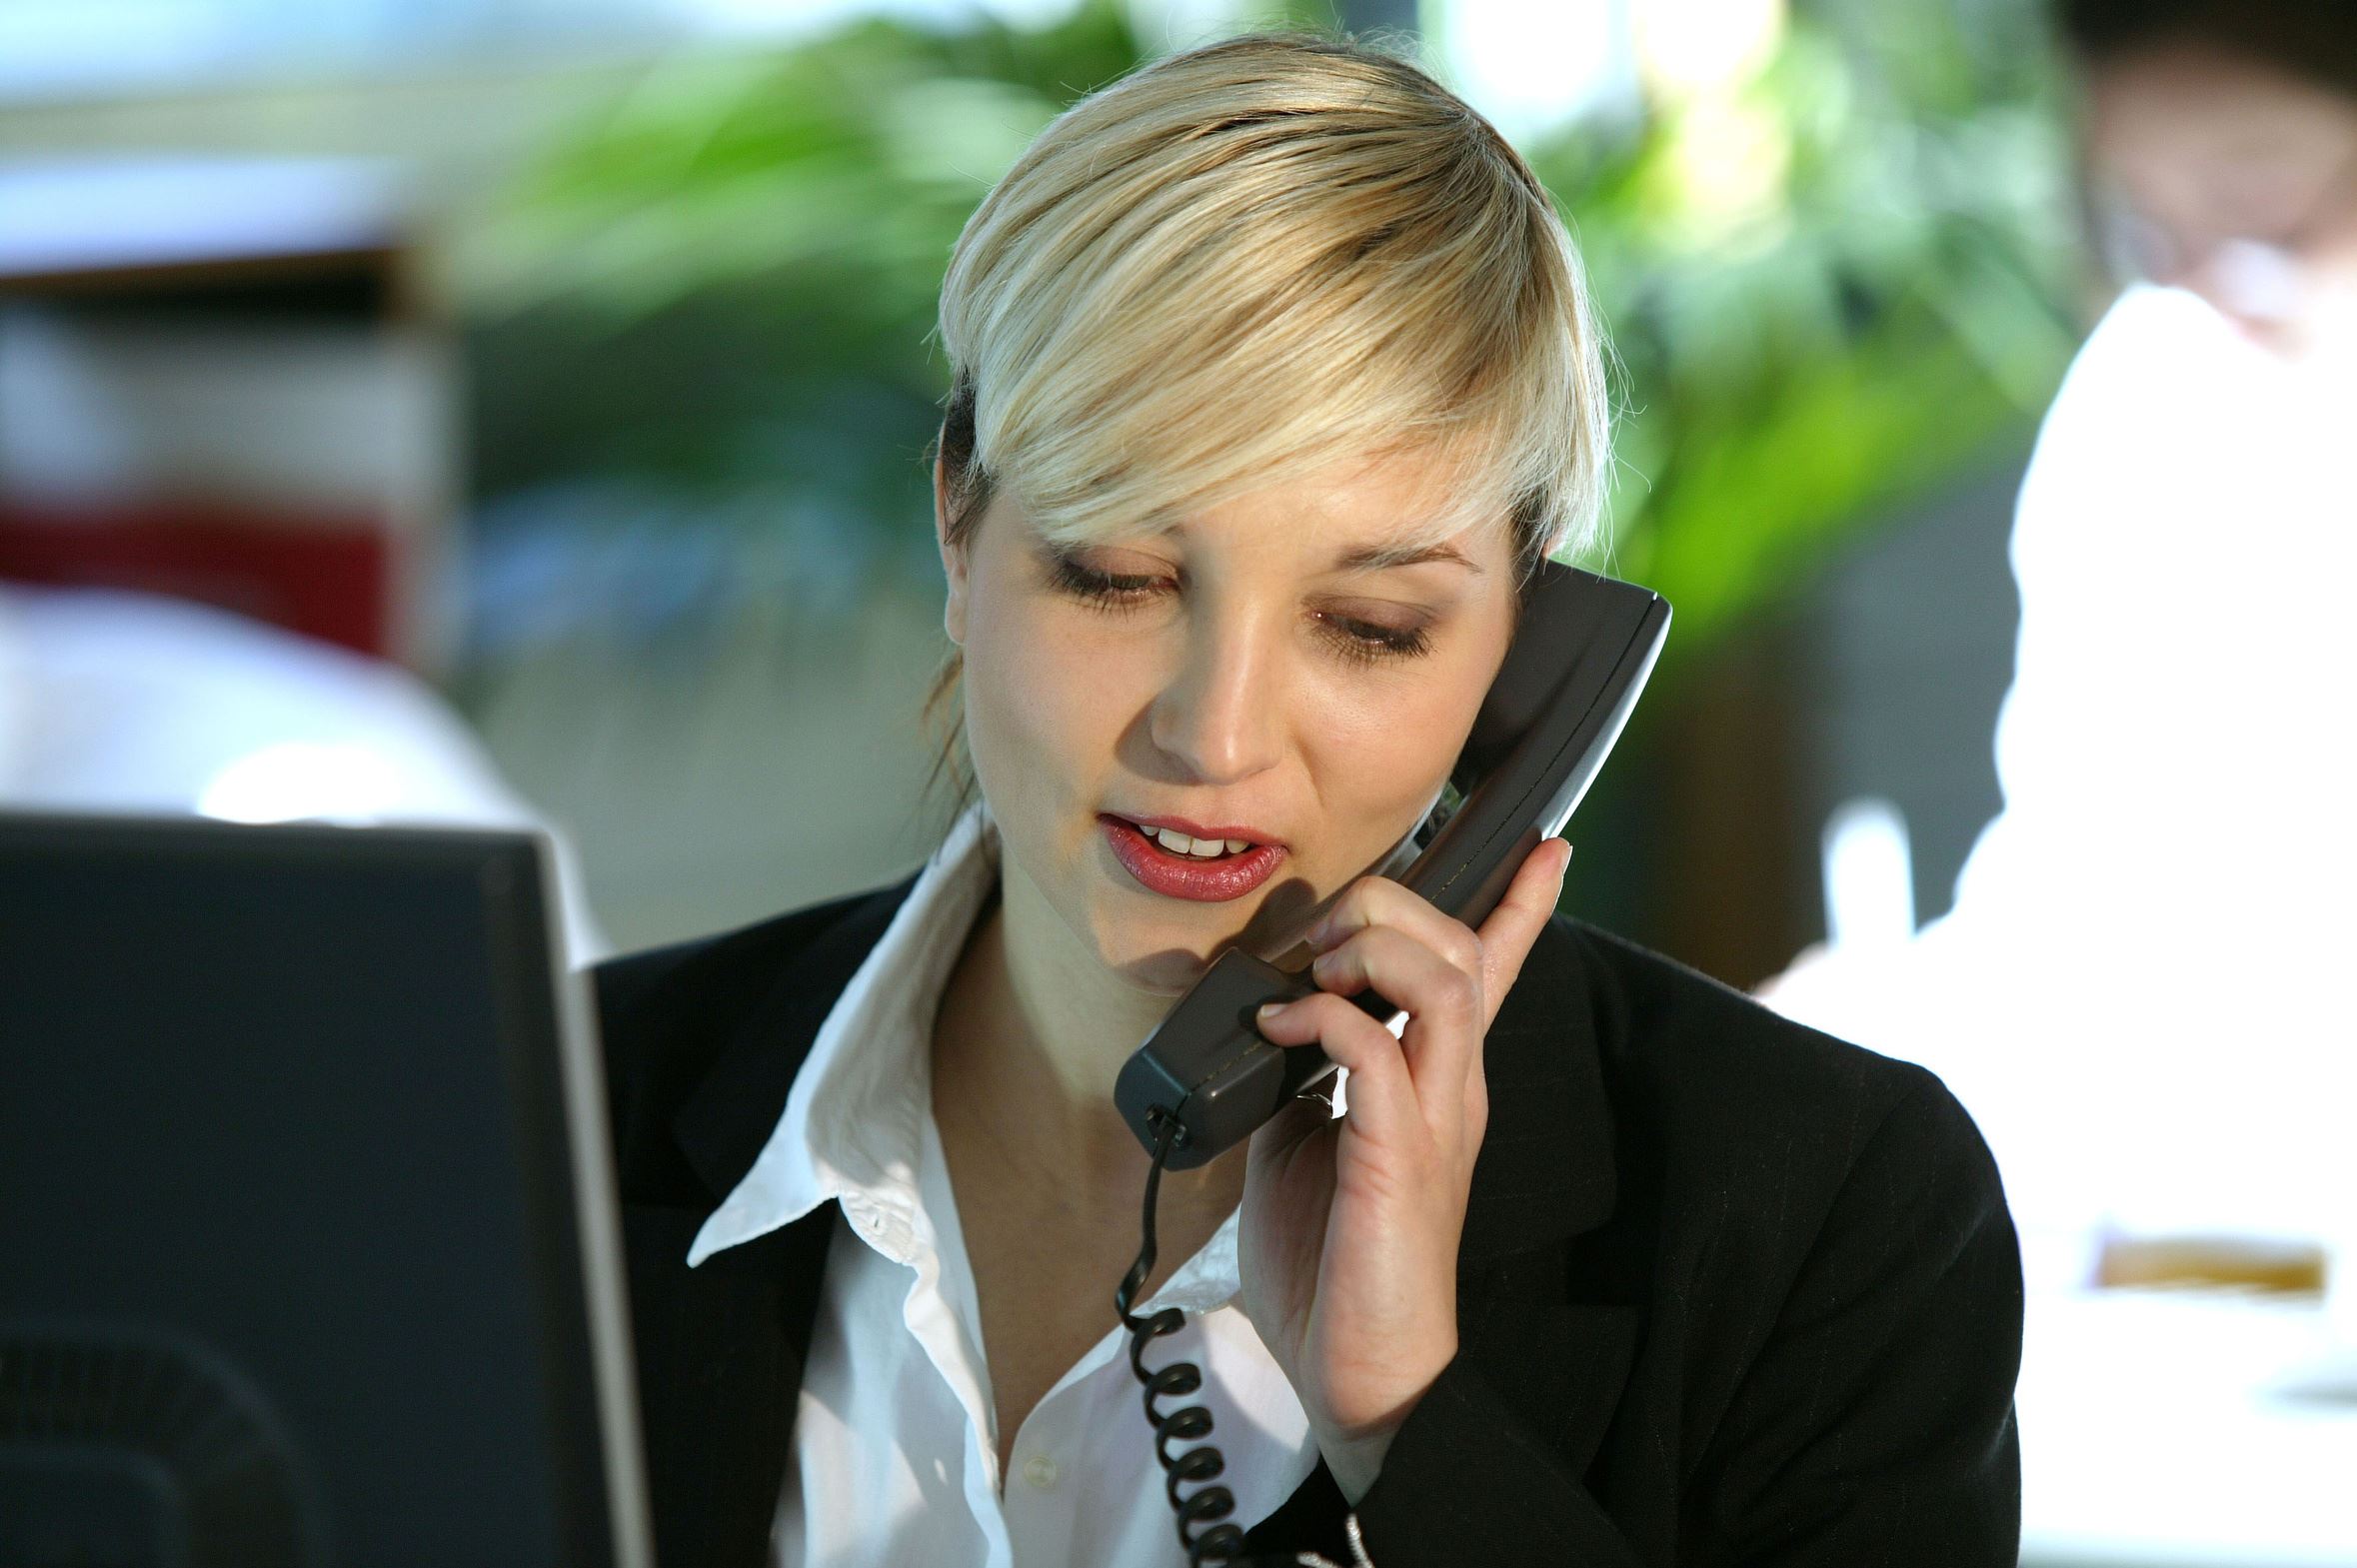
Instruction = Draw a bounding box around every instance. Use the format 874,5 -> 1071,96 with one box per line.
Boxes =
1114,562 -> 1670,1170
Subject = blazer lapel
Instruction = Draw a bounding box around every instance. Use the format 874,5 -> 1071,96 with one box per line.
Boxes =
622,1201 -> 836,1568
622,876 -> 917,1567
1460,912 -> 1618,1261
671,876 -> 916,1199
1455,914 -> 1638,1480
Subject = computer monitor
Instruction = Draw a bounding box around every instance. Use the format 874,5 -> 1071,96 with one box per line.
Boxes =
0,811 -> 653,1568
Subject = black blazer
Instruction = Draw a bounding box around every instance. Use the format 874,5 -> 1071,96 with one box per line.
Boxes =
593,876 -> 2022,1567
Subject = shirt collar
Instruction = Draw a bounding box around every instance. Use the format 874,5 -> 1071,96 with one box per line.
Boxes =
687,800 -> 1000,1267
684,799 -> 1252,1309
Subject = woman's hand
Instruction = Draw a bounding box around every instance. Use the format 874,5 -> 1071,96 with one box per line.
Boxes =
1236,835 -> 1572,1505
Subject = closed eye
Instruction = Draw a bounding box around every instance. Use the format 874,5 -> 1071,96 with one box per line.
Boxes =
1045,552 -> 1163,608
1043,548 -> 1436,666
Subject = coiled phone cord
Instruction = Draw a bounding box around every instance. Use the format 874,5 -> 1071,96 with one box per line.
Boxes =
1116,1109 -> 1375,1568
1116,1109 -> 1258,1567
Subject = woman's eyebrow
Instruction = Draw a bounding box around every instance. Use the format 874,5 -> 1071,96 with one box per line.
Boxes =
1141,521 -> 1484,575
1330,540 -> 1484,574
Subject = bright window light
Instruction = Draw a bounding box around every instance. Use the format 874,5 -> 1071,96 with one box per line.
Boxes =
1433,0 -> 1634,141
1821,794 -> 1915,952
198,742 -> 407,825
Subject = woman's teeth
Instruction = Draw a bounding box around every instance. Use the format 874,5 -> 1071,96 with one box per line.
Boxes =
1146,825 -> 1251,858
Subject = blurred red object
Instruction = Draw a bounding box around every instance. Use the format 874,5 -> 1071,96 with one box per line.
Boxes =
0,156 -> 455,670
0,499 -> 393,656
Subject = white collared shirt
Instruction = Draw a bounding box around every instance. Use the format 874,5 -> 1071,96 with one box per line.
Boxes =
687,801 -> 1322,1567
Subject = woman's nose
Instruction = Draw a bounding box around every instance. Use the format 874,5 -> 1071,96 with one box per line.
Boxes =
1148,615 -> 1284,786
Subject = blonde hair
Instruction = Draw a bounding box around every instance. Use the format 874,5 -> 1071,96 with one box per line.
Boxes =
925,30 -> 1613,814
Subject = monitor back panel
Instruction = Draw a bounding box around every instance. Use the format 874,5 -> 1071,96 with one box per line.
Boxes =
0,812 -> 620,1567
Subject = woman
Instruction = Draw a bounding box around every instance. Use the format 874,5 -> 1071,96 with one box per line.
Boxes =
594,33 -> 2021,1568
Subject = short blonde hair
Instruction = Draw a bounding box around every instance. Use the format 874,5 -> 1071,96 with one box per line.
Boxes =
935,30 -> 1612,575
925,32 -> 1613,814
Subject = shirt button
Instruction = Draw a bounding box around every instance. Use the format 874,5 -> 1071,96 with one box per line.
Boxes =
1022,1453 -> 1060,1490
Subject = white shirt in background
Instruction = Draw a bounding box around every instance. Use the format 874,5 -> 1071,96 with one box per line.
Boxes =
686,801 -> 1322,1568
1761,285 -> 2357,1280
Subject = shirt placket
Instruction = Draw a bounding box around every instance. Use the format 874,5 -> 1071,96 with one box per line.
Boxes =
998,1217 -> 1246,1567
839,1167 -> 1017,1568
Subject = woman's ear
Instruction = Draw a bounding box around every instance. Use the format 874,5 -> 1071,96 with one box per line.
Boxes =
935,450 -> 969,648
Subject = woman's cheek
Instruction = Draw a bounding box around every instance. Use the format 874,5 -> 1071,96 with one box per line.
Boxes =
965,602 -> 1133,820
1305,686 -> 1466,873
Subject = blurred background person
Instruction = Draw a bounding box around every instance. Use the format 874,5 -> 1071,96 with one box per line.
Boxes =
1763,0 -> 2357,1300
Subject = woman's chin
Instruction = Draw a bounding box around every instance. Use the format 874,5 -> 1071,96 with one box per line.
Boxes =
1072,846 -> 1345,990
1102,942 -> 1224,997
1087,911 -> 1263,994
1091,907 -> 1320,996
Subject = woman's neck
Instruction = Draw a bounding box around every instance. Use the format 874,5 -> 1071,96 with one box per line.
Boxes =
930,856 -> 1245,1214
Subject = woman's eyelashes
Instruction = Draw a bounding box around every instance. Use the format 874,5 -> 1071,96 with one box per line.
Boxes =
1315,611 -> 1433,666
1040,548 -> 1435,663
1044,549 -> 1160,609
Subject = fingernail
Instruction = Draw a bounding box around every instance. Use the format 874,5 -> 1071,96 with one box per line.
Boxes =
1256,1001 -> 1285,1020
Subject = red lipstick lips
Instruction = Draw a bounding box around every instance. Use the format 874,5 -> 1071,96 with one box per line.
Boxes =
1100,813 -> 1285,902
1118,812 -> 1282,846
